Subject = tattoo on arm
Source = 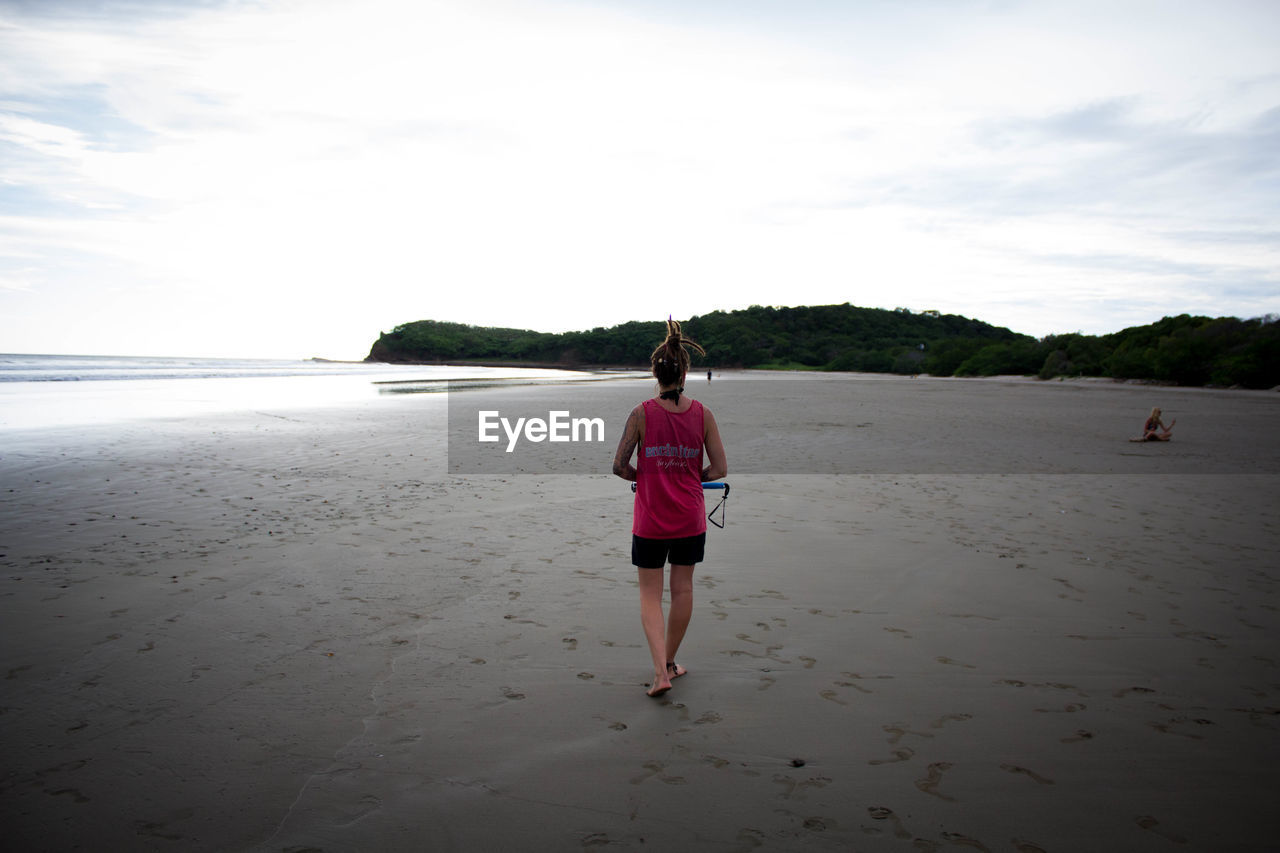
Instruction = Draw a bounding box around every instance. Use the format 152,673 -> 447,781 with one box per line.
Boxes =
612,410 -> 640,479
613,437 -> 638,478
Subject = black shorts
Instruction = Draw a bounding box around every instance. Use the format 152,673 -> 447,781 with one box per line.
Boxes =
632,532 -> 706,569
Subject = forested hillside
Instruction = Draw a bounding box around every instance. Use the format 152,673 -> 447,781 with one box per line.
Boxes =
366,304 -> 1279,388
366,304 -> 1018,372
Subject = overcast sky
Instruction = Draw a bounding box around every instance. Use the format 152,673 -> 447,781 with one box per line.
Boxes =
2,0 -> 1277,359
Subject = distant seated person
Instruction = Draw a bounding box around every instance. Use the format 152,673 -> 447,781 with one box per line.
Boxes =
1132,406 -> 1175,442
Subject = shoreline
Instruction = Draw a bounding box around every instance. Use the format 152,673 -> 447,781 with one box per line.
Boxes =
367,358 -> 1280,392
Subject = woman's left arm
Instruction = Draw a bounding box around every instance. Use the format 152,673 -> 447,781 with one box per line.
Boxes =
612,406 -> 642,481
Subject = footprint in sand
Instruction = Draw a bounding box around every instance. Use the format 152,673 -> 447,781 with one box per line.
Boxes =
1000,763 -> 1055,785
1036,681 -> 1087,696
727,646 -> 787,664
501,686 -> 525,701
883,724 -> 933,744
630,760 -> 686,786
929,712 -> 973,729
884,627 -> 913,639
133,816 -> 186,841
940,830 -> 990,850
819,689 -> 848,706
41,758 -> 90,775
936,656 -> 976,669
832,679 -> 873,694
663,702 -> 690,721
1148,718 -> 1212,739
914,762 -> 956,801
1033,703 -> 1086,714
771,774 -> 831,799
1113,686 -> 1156,699
864,806 -> 911,839
868,747 -> 914,766
502,614 -> 539,625
1173,630 -> 1227,650
1060,729 -> 1094,744
757,675 -> 776,692
47,786 -> 91,804
332,793 -> 381,828
1136,815 -> 1188,844
562,637 -> 578,651
843,671 -> 894,686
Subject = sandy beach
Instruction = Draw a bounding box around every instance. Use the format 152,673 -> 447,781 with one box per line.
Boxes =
2,374 -> 1278,851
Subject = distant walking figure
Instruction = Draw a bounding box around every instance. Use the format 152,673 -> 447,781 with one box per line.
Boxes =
1132,406 -> 1175,442
613,319 -> 727,698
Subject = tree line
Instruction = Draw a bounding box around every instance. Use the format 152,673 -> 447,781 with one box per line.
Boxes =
366,304 -> 1279,388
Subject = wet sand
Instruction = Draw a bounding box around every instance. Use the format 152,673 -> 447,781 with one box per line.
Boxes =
2,375 -> 1278,851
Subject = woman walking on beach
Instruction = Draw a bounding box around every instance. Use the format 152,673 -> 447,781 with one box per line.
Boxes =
613,319 -> 727,697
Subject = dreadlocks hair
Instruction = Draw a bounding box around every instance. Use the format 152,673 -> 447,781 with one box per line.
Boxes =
650,318 -> 705,387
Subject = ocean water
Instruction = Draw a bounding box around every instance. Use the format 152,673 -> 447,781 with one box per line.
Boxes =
0,354 -> 593,431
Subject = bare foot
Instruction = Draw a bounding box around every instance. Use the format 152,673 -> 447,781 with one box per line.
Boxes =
667,661 -> 688,679
647,671 -> 672,697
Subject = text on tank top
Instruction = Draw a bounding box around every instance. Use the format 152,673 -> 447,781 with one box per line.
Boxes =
634,397 -> 706,539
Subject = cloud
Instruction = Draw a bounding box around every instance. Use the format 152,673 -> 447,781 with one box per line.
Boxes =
0,267 -> 36,292
0,0 -> 1277,356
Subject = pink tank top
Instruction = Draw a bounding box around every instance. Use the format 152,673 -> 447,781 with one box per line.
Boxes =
634,398 -> 706,539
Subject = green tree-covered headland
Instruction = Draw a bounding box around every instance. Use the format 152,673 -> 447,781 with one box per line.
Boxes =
366,304 -> 1280,388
